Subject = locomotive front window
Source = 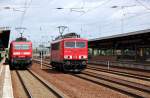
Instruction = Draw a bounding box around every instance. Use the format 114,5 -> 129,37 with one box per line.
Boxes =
65,41 -> 86,48
14,44 -> 30,50
76,42 -> 86,48
65,42 -> 75,48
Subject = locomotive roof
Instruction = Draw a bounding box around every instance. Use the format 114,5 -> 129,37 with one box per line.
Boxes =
15,37 -> 30,41
51,38 -> 87,44
11,40 -> 32,44
11,37 -> 31,43
55,32 -> 80,40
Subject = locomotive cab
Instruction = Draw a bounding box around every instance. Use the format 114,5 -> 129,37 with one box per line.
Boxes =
9,37 -> 32,69
11,42 -> 32,64
51,37 -> 88,72
63,39 -> 88,71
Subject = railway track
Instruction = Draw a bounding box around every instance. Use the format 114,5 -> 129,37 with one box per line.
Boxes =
87,66 -> 150,81
16,70 -> 32,98
88,64 -> 150,76
33,59 -> 150,98
15,69 -> 66,98
72,72 -> 150,98
33,59 -> 150,81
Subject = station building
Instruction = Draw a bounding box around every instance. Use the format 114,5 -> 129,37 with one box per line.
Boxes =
88,29 -> 150,62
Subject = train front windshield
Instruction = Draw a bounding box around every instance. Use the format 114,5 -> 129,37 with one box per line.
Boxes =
65,41 -> 86,48
14,44 -> 30,50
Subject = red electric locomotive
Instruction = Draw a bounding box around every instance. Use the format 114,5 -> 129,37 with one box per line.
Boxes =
9,36 -> 32,69
50,33 -> 88,72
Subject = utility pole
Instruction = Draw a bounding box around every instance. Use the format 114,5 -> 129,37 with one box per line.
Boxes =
40,50 -> 43,69
80,24 -> 83,34
111,5 -> 136,33
40,26 -> 43,69
20,33 -> 23,38
57,26 -> 68,38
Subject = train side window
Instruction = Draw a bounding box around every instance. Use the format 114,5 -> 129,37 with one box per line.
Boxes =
51,42 -> 60,50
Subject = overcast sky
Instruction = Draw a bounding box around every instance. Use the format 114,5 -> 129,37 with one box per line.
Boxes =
0,0 -> 150,47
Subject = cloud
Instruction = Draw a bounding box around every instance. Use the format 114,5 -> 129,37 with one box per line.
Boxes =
1,0 -> 150,42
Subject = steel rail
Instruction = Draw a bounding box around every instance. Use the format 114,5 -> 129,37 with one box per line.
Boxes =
27,70 -> 63,98
87,66 -> 150,81
16,70 -> 32,98
72,73 -> 148,98
83,71 -> 150,93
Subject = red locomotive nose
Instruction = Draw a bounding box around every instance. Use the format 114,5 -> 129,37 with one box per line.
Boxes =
50,34 -> 88,72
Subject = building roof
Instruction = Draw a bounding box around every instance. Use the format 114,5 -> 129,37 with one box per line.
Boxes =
88,29 -> 150,49
89,29 -> 150,42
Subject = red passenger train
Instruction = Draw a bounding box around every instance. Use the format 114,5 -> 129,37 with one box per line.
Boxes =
50,33 -> 88,72
9,37 -> 32,68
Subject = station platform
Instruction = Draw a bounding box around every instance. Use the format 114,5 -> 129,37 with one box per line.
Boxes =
0,58 -> 14,98
88,60 -> 150,71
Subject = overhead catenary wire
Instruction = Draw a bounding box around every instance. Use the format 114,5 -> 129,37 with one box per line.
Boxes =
81,6 -> 150,27
76,0 -> 150,34
80,0 -> 112,16
20,0 -> 33,33
81,10 -> 150,38
64,0 -> 112,33
135,0 -> 150,10
4,0 -> 150,40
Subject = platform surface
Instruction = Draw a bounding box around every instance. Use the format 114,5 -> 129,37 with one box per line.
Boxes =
0,58 -> 14,98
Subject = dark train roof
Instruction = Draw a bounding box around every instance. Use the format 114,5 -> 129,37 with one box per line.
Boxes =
15,37 -> 28,41
88,29 -> 150,49
0,30 -> 10,48
55,32 -> 80,40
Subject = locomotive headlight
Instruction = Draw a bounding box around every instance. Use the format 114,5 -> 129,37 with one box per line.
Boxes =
83,55 -> 87,59
13,52 -> 20,55
64,55 -> 72,59
79,55 -> 87,59
23,52 -> 31,55
64,56 -> 68,59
